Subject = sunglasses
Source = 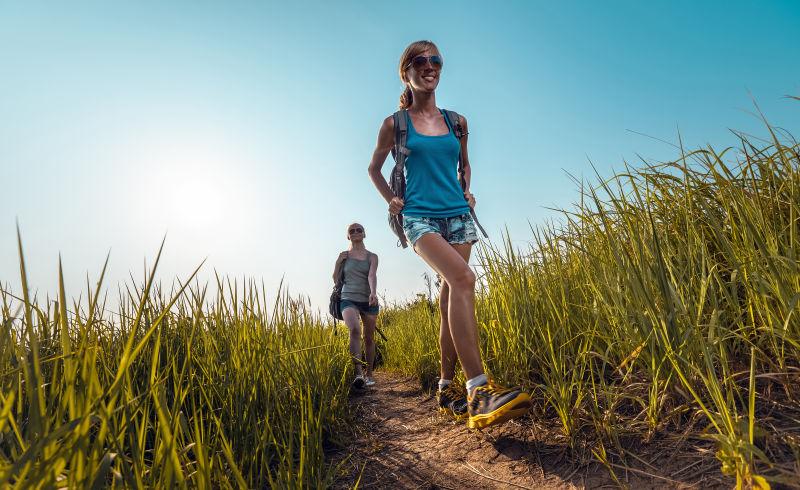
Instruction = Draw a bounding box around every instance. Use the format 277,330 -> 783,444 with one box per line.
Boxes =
348,227 -> 364,235
408,55 -> 443,70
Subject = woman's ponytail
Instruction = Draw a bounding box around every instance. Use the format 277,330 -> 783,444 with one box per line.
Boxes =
399,84 -> 413,109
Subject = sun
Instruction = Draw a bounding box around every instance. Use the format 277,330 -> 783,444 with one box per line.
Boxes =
141,142 -> 250,232
165,172 -> 226,229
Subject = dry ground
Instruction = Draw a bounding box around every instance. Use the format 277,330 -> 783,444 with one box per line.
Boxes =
329,372 -> 731,489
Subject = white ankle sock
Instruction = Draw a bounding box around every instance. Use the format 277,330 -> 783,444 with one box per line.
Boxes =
465,374 -> 488,395
438,379 -> 452,391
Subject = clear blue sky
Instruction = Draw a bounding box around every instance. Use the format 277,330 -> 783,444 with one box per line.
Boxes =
2,1 -> 799,313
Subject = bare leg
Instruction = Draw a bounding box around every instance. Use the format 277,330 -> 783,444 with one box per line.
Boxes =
342,307 -> 363,376
438,243 -> 472,381
414,234 -> 482,379
360,312 -> 377,377
439,282 -> 457,381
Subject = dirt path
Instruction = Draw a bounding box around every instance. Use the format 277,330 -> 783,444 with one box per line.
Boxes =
329,372 -> 719,489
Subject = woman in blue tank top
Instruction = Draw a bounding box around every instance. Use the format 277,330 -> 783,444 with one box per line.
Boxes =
332,222 -> 379,389
367,40 -> 530,429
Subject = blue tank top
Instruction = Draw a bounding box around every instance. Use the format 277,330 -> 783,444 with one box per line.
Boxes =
402,110 -> 471,218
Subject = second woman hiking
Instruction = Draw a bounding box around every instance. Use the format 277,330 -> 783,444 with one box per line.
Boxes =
333,223 -> 379,390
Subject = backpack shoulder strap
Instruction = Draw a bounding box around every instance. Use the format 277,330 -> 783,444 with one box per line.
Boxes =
392,110 -> 411,159
444,109 -> 466,188
389,110 -> 411,249
442,109 -> 465,139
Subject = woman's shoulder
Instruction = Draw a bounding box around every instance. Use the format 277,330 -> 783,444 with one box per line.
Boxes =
444,110 -> 468,137
444,109 -> 467,125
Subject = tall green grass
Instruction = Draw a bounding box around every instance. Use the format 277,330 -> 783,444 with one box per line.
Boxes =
379,114 -> 800,487
0,238 -> 352,488
377,298 -> 441,390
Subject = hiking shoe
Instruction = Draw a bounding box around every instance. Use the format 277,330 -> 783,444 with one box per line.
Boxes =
352,375 -> 366,390
364,376 -> 376,387
437,384 -> 469,421
467,381 -> 531,429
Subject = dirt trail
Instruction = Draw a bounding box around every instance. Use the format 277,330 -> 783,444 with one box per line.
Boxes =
330,372 -> 718,489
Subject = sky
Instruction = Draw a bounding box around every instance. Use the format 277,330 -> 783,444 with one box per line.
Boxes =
1,1 -> 799,314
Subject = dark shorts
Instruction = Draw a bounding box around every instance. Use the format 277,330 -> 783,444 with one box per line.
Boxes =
402,213 -> 479,247
340,299 -> 379,315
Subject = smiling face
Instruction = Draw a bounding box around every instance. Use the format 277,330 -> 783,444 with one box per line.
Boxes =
399,42 -> 443,95
404,49 -> 442,94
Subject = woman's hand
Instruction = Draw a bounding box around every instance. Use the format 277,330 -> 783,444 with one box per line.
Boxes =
368,293 -> 379,306
464,191 -> 476,208
388,197 -> 404,215
337,251 -> 348,263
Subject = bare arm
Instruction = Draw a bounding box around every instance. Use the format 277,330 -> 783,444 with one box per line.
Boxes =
332,251 -> 347,283
367,253 -> 379,305
458,115 -> 471,192
367,253 -> 378,295
368,116 -> 399,206
457,115 -> 476,208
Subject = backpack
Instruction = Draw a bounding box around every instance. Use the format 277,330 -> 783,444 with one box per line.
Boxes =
388,109 -> 488,248
328,251 -> 348,320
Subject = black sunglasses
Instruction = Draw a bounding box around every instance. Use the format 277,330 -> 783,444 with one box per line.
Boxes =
408,55 -> 443,70
348,227 -> 364,235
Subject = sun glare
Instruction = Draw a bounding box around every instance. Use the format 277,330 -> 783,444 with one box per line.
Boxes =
138,141 -> 252,232
166,173 -> 226,228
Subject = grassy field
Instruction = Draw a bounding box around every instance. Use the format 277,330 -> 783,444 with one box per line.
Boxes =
378,113 -> 800,488
1,242 -> 353,488
3,110 -> 799,488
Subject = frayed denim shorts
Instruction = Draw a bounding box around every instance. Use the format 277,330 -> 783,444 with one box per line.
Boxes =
340,299 -> 379,316
402,213 -> 479,247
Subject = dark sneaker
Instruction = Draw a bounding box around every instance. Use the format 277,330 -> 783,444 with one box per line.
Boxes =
467,381 -> 531,429
437,384 -> 469,421
352,375 -> 366,390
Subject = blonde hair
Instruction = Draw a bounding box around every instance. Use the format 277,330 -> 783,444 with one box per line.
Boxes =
346,222 -> 364,239
398,40 -> 440,109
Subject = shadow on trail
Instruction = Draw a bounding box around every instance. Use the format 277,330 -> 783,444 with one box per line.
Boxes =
331,372 -> 729,489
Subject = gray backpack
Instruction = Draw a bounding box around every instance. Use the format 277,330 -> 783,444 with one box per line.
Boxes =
388,109 -> 488,248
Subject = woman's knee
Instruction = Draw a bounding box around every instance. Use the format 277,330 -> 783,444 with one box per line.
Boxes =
362,320 -> 376,345
448,267 -> 476,291
347,322 -> 362,338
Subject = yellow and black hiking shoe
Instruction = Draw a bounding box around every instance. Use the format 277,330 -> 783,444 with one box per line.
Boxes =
437,384 -> 469,421
466,381 -> 531,429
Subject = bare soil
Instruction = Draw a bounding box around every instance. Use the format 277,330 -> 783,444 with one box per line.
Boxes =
329,372 -> 731,489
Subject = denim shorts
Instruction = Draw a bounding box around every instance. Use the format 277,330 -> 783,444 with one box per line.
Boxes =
340,299 -> 379,315
402,213 -> 479,247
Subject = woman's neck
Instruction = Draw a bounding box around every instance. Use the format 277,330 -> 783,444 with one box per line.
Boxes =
349,242 -> 366,251
410,91 -> 437,115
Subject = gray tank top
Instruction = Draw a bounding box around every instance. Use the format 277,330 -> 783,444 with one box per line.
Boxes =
341,254 -> 373,302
